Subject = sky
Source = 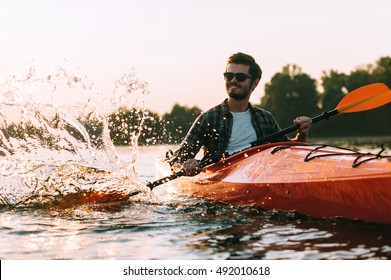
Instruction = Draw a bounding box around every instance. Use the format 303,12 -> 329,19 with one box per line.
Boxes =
1,0 -> 391,115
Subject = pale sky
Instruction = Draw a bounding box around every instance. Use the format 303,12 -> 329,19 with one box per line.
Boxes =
1,0 -> 390,115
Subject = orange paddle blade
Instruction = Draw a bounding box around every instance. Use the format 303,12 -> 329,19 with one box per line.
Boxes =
337,83 -> 391,113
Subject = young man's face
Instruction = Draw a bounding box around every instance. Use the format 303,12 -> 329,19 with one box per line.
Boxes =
225,63 -> 259,101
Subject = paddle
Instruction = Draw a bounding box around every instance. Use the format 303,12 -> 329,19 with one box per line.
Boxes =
146,83 -> 391,190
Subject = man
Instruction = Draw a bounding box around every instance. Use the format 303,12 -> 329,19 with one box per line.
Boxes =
168,52 -> 312,176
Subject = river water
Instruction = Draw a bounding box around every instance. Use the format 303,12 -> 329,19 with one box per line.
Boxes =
0,65 -> 390,260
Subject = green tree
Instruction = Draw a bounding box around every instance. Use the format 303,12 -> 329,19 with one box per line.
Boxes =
320,70 -> 348,109
370,56 -> 391,135
162,104 -> 202,144
318,57 -> 391,137
372,56 -> 391,87
107,107 -> 140,146
80,114 -> 104,148
260,64 -> 319,136
347,67 -> 373,91
107,107 -> 164,145
139,110 -> 165,145
352,57 -> 391,136
317,70 -> 349,136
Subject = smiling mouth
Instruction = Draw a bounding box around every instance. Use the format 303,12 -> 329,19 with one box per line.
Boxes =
230,87 -> 241,92
229,83 -> 240,89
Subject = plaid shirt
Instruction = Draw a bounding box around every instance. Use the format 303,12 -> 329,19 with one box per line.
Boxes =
170,99 -> 289,166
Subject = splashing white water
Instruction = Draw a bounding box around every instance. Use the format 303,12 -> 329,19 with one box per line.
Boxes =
0,63 -> 153,207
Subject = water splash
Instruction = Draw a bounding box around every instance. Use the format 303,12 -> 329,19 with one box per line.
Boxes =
0,63 -> 152,208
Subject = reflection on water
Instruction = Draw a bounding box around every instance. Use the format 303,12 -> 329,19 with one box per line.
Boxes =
1,197 -> 390,260
0,65 -> 390,260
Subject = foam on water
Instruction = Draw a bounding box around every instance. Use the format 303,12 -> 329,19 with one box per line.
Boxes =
0,63 -> 153,207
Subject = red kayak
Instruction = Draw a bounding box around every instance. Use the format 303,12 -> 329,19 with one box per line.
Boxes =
155,142 -> 391,224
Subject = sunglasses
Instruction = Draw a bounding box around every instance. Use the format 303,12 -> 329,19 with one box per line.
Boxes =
223,72 -> 252,82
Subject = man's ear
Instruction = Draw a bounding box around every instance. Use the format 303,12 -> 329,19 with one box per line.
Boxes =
251,78 -> 260,92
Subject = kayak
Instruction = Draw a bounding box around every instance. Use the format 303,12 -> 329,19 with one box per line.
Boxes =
155,142 -> 391,225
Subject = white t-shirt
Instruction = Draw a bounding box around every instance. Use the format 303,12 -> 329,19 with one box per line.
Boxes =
226,109 -> 257,155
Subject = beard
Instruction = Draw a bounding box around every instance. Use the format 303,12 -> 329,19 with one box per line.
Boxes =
226,82 -> 252,101
228,91 -> 250,100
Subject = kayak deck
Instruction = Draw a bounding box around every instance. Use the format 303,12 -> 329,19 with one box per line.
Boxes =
157,142 -> 391,224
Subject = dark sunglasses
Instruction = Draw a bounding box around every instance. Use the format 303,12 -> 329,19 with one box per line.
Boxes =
223,72 -> 252,82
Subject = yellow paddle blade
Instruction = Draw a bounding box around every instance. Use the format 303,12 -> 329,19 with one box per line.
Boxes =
336,83 -> 391,113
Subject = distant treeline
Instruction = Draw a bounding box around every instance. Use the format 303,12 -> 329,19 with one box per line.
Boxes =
86,56 -> 391,146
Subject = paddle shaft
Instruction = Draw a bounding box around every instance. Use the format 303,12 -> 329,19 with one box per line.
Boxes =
147,170 -> 185,189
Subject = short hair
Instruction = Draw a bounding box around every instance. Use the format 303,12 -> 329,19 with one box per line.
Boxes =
226,52 -> 262,80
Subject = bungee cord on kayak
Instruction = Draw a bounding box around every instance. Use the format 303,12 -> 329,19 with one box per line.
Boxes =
271,143 -> 391,168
